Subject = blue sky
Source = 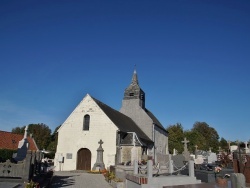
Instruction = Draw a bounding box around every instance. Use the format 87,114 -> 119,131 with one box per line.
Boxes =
0,0 -> 249,142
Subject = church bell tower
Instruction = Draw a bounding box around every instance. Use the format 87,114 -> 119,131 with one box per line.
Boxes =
123,69 -> 145,109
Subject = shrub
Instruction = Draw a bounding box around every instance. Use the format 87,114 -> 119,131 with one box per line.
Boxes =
0,149 -> 17,162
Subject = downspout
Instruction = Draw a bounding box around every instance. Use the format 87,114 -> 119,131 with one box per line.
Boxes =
152,123 -> 155,161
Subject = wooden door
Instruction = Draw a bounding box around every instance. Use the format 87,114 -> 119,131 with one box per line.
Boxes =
77,148 -> 91,170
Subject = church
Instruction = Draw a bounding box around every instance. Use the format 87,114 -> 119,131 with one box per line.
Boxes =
54,70 -> 168,171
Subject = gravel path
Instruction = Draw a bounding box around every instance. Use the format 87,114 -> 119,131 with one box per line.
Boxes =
49,171 -> 112,188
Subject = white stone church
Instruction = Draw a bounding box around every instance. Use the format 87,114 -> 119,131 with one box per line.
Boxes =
54,70 -> 168,171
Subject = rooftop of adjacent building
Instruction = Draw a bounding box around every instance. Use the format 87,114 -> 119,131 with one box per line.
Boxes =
0,130 -> 38,151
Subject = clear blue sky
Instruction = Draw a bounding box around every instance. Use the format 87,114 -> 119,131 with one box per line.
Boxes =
0,1 -> 249,142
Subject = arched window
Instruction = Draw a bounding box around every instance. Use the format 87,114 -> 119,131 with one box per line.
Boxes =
83,115 -> 90,131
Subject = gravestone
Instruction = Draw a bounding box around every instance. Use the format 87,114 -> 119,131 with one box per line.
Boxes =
14,125 -> 29,161
230,173 -> 246,188
194,155 -> 204,165
172,154 -> 186,173
92,139 -> 105,171
207,152 -> 217,164
231,145 -> 238,152
173,148 -> 177,156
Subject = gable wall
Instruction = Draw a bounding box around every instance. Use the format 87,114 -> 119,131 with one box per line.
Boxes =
154,126 -> 168,155
120,99 -> 153,140
55,95 -> 118,171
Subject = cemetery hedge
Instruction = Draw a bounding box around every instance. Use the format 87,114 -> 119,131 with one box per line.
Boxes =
0,149 -> 17,162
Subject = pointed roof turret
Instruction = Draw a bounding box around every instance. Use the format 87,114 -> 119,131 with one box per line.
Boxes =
131,69 -> 139,86
123,69 -> 145,109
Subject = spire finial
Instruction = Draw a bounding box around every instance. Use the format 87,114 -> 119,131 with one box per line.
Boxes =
131,65 -> 138,85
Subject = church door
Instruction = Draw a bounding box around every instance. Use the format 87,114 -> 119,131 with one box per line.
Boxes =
77,148 -> 91,170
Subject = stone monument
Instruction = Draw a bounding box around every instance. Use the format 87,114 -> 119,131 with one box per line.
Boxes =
182,137 -> 190,161
14,125 -> 29,161
92,139 -> 105,171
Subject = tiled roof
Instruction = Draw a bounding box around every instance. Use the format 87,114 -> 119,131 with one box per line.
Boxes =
0,131 -> 38,151
92,97 -> 153,144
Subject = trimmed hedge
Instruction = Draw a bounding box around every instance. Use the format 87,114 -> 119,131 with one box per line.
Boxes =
0,149 -> 17,162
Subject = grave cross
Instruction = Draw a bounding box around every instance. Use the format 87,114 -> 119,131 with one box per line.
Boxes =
218,146 -> 223,154
209,147 -> 212,152
182,137 -> 189,152
98,139 -> 104,147
195,145 -> 198,150
24,125 -> 28,138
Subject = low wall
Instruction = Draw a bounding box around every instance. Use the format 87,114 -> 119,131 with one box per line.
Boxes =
115,165 -> 134,181
0,150 -> 42,183
181,168 -> 234,183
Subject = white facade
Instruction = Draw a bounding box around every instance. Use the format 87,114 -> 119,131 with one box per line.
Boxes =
54,94 -> 118,171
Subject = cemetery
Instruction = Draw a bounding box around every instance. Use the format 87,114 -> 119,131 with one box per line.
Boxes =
105,138 -> 250,188
1,130 -> 250,188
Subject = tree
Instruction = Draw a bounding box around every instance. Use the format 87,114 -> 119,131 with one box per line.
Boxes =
12,123 -> 52,150
184,130 -> 206,153
191,121 -> 219,152
28,123 -> 51,150
47,125 -> 61,154
219,137 -> 229,152
12,126 -> 25,134
166,123 -> 185,154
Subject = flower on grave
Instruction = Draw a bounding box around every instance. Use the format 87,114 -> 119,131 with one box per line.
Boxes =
214,166 -> 222,179
214,166 -> 230,179
214,166 -> 222,174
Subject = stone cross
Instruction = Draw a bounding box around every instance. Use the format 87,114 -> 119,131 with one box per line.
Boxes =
98,139 -> 103,147
24,125 -> 28,139
182,137 -> 189,152
181,137 -> 190,161
218,146 -> 223,153
209,147 -> 212,152
195,145 -> 198,150
92,139 -> 105,171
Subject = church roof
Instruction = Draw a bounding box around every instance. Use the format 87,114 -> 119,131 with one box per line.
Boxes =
0,131 -> 39,151
91,96 -> 153,144
145,108 -> 167,132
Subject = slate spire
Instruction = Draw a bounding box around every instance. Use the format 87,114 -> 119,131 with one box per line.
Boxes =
131,69 -> 139,86
123,68 -> 145,109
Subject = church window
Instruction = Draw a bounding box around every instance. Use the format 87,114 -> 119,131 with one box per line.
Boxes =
129,93 -> 134,96
83,114 -> 90,131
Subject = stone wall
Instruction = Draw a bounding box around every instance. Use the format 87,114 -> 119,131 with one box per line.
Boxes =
120,146 -> 142,164
0,150 -> 42,183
